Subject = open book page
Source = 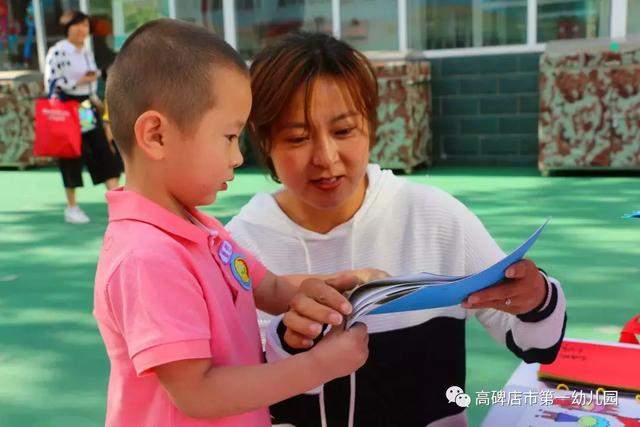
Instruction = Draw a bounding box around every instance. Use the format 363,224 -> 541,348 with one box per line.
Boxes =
349,284 -> 424,320
345,219 -> 550,328
347,272 -> 464,307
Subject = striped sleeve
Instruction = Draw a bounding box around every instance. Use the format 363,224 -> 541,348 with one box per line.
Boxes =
455,198 -> 567,364
44,47 -> 78,94
474,282 -> 567,364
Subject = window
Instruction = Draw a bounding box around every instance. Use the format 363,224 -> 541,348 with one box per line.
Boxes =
236,0 -> 332,59
481,0 -> 527,46
89,0 -> 118,74
87,1 -> 223,55
43,0 -> 81,48
408,0 -> 527,51
628,0 -> 640,35
538,0 -> 611,42
175,0 -> 224,36
6,0 -> 632,73
279,0 -> 305,6
110,0 -> 170,49
0,0 -> 45,70
238,0 -> 259,10
341,0 -> 398,51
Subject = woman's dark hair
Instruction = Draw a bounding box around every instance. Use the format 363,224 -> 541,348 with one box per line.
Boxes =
249,32 -> 379,182
59,10 -> 90,37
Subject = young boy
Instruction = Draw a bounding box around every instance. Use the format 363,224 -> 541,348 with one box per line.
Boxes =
93,19 -> 374,426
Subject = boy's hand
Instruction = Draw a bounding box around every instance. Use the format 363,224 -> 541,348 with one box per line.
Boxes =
309,322 -> 369,379
283,274 -> 361,349
461,259 -> 547,315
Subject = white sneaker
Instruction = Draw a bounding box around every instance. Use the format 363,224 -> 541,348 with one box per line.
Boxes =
64,205 -> 90,224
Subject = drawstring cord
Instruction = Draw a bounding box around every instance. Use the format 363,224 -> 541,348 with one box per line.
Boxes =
320,386 -> 328,427
297,236 -> 330,427
300,227 -> 359,427
347,225 -> 357,427
348,372 -> 356,427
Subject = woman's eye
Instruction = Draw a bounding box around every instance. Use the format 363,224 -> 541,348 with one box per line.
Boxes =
335,127 -> 355,137
285,136 -> 309,144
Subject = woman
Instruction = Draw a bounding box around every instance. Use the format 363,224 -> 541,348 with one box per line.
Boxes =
44,10 -> 121,224
226,33 -> 567,426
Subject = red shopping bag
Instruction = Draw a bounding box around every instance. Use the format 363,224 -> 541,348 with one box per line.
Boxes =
34,97 -> 82,158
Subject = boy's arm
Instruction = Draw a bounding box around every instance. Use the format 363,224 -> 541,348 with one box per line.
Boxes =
154,323 -> 368,419
254,273 -> 356,347
254,270 -> 386,348
254,268 -> 388,315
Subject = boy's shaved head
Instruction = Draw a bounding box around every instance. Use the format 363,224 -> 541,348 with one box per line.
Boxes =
106,19 -> 247,154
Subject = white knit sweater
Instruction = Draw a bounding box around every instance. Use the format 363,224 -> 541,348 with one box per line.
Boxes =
227,164 -> 566,351
227,164 -> 567,427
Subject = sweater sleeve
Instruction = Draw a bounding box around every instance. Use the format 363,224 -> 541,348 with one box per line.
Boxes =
86,50 -> 99,94
44,47 -> 78,94
454,197 -> 567,364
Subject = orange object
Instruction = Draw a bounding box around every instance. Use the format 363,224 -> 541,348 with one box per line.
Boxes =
538,339 -> 640,393
620,314 -> 640,344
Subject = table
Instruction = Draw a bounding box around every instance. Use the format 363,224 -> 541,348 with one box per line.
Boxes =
481,361 -> 640,426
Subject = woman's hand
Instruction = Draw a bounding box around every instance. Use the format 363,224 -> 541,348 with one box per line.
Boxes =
461,259 -> 547,315
77,72 -> 98,85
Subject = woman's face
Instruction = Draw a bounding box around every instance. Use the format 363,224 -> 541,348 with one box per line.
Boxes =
67,19 -> 90,45
269,76 -> 371,211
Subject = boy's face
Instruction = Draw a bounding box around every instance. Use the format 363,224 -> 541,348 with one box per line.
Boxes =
164,67 -> 251,207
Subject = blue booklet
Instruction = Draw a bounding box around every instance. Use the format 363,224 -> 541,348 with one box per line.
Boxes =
346,219 -> 550,328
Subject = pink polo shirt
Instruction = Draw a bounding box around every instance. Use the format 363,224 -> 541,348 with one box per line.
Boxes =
93,189 -> 271,427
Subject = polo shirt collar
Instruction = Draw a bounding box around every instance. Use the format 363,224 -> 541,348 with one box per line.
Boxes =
106,188 -> 222,243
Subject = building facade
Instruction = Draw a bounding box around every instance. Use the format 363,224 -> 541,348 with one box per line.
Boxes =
1,0 -> 638,165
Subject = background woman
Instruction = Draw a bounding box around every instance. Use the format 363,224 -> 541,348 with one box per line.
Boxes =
44,10 -> 121,224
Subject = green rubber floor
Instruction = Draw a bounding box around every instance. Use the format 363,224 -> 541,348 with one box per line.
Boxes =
1,166 -> 639,427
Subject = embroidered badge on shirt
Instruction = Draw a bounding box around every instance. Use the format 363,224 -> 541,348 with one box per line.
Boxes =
230,254 -> 251,290
218,240 -> 233,264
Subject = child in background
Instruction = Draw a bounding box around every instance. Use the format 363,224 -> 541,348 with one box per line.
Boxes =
93,19 -> 374,427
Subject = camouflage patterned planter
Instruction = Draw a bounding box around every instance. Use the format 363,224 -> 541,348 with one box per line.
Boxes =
0,71 -> 45,169
371,59 -> 432,173
539,47 -> 640,174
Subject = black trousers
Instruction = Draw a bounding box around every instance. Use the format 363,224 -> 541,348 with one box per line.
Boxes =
58,94 -> 122,188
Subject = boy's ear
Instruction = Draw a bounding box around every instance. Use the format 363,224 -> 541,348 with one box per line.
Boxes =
133,110 -> 169,160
